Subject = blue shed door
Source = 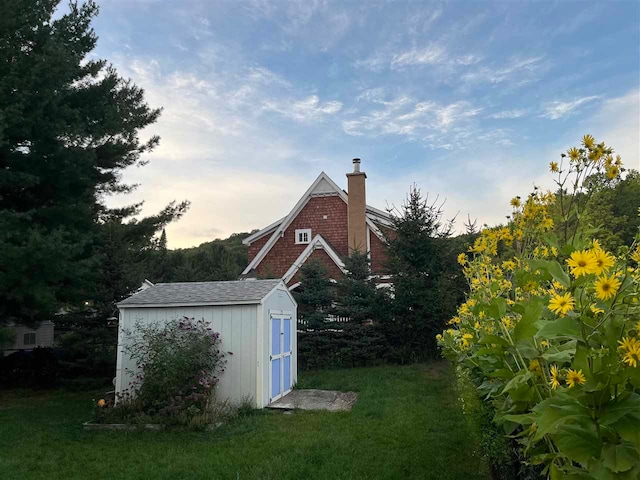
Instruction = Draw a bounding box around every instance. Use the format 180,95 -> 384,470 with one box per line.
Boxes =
270,315 -> 293,402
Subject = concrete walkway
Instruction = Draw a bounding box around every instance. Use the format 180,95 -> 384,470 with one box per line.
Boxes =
267,389 -> 358,412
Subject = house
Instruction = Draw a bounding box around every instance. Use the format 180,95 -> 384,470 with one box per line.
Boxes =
2,321 -> 55,356
115,279 -> 297,407
242,159 -> 392,288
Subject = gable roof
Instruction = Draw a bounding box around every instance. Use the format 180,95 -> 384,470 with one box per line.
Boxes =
118,279 -> 284,308
241,171 -> 392,275
282,234 -> 346,284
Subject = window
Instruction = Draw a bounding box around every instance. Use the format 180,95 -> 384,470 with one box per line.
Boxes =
295,229 -> 311,244
23,332 -> 36,346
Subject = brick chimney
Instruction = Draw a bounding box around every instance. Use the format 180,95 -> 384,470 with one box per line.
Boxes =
347,158 -> 367,254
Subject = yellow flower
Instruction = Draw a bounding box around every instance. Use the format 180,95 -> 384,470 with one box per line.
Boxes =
540,340 -> 550,349
549,364 -> 561,389
631,247 -> 640,264
565,369 -> 586,388
567,147 -> 581,161
594,274 -> 621,301
549,161 -> 559,173
457,253 -> 467,265
590,304 -> 605,315
582,134 -> 595,149
97,399 -> 106,408
567,250 -> 598,277
548,292 -> 575,316
502,260 -> 516,271
510,197 -> 521,208
622,344 -> 640,368
618,336 -> 640,352
606,165 -> 620,180
592,248 -> 615,274
435,334 -> 443,341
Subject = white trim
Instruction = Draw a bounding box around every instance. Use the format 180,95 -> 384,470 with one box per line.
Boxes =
118,299 -> 263,308
261,281 -> 298,308
242,217 -> 285,246
294,228 -> 312,245
288,282 -> 301,291
282,234 -> 347,284
268,311 -> 294,403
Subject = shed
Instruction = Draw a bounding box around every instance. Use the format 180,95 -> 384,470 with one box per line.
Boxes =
115,279 -> 297,408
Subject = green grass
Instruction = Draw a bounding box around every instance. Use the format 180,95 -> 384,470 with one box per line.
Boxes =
0,363 -> 489,480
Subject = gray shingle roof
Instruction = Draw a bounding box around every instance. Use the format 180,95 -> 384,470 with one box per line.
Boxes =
118,279 -> 283,307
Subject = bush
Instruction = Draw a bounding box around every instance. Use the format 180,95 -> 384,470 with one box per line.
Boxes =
0,348 -> 60,388
96,317 -> 229,428
298,323 -> 388,370
456,367 -> 542,480
439,136 -> 640,479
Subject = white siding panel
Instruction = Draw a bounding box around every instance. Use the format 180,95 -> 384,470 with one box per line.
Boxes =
116,305 -> 259,405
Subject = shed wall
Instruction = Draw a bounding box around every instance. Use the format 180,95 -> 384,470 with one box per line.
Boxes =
116,304 -> 259,405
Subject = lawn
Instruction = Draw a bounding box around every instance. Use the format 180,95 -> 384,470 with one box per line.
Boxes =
0,363 -> 490,480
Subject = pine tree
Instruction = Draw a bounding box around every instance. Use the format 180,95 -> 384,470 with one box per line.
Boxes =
384,185 -> 456,361
294,261 -> 334,330
0,1 -> 186,324
333,252 -> 388,325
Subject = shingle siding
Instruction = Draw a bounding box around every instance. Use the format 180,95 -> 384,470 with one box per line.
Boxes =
255,195 -> 348,279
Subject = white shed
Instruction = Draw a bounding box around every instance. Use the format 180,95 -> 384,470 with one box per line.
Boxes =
115,279 -> 297,408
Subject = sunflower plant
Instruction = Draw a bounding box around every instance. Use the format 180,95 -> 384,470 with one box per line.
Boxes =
439,136 -> 640,479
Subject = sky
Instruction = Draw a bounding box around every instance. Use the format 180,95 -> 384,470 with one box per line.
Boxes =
83,0 -> 639,248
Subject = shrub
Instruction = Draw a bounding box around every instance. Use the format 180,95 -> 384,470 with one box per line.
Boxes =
0,347 -> 60,388
99,317 -> 228,427
439,136 -> 640,479
298,323 -> 388,370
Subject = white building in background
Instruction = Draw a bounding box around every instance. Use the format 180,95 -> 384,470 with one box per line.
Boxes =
3,321 -> 55,356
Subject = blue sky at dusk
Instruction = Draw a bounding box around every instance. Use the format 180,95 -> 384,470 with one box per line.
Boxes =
84,0 -> 639,247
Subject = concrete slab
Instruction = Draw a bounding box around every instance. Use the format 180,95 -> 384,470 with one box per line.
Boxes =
267,389 -> 358,412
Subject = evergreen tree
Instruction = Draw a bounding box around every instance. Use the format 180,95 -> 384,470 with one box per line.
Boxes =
384,185 -> 457,361
333,252 -> 389,325
293,261 -> 334,330
0,1 -> 186,325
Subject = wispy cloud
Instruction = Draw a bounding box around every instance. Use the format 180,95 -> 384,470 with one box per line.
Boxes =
344,92 -> 483,148
263,95 -> 343,122
541,95 -> 600,120
461,56 -> 546,86
356,44 -> 481,72
488,109 -> 528,119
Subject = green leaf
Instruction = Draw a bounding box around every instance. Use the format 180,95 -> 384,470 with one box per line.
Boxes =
513,297 -> 544,341
536,316 -> 581,339
502,371 -> 535,402
530,259 -> 571,288
615,415 -> 640,450
532,394 -> 591,442
551,424 -> 601,466
599,393 -> 640,426
541,340 -> 577,364
601,442 -> 639,473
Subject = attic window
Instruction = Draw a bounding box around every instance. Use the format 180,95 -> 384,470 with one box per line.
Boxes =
295,229 -> 311,244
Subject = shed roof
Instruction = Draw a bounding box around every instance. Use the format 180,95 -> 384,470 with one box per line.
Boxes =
118,279 -> 283,307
